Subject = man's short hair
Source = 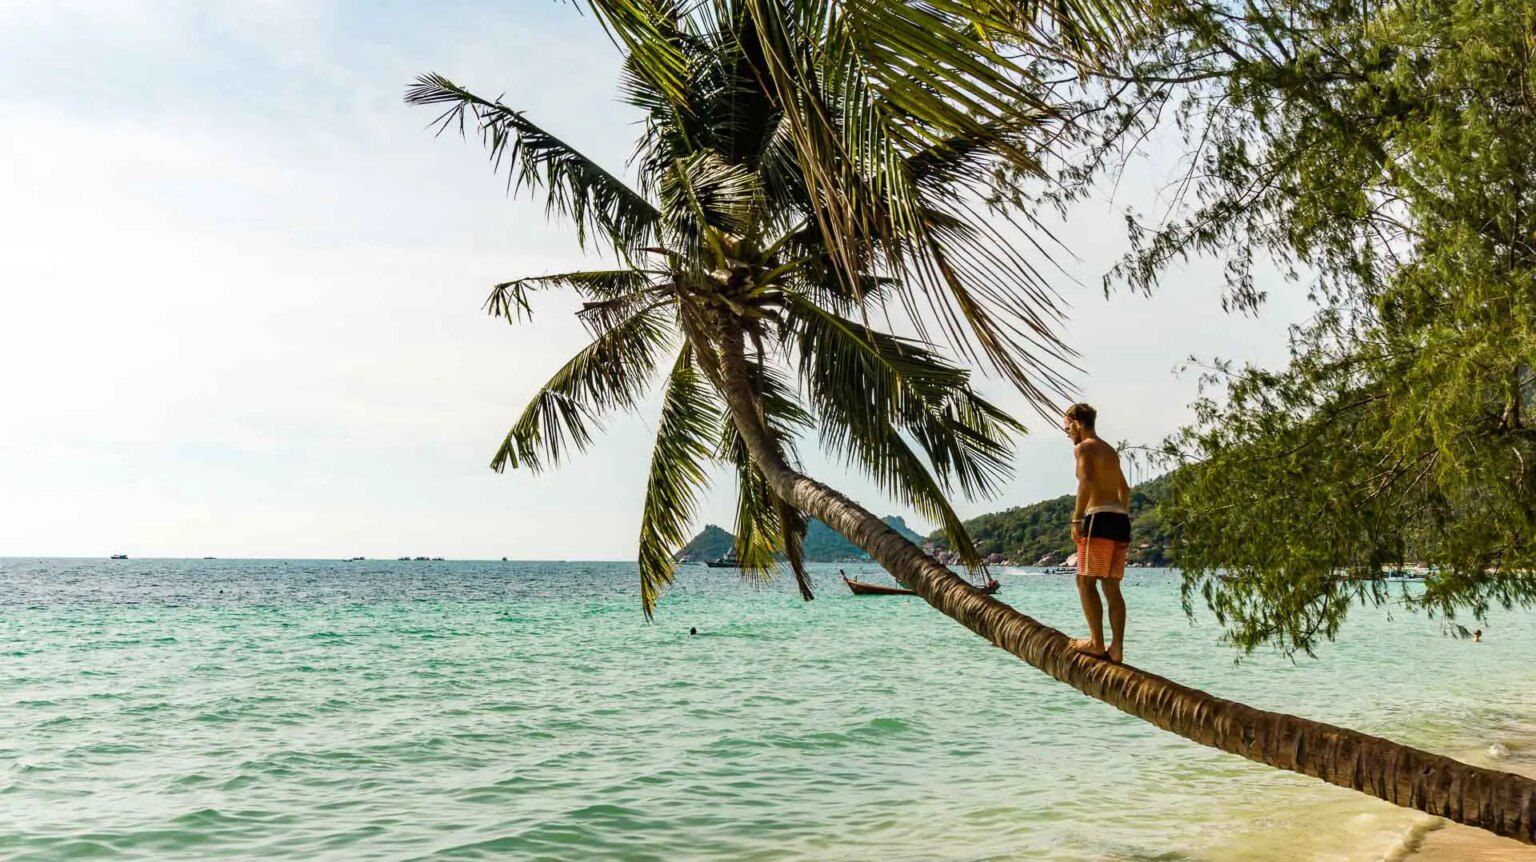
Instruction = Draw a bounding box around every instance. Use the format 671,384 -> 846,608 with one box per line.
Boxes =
1065,402 -> 1097,429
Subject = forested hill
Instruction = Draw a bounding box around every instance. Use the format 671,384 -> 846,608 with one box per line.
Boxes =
675,525 -> 735,562
928,472 -> 1176,566
676,474 -> 1177,567
806,515 -> 924,559
676,516 -> 924,563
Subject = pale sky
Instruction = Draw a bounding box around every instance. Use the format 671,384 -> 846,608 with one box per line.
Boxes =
0,1 -> 1311,559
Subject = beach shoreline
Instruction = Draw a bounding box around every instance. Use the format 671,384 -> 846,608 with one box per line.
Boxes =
1406,822 -> 1536,862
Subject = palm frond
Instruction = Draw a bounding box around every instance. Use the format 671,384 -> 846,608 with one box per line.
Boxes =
774,495 -> 813,600
637,346 -> 722,618
785,292 -> 1022,500
659,150 -> 762,243
781,295 -> 1021,566
964,0 -> 1137,61
407,73 -> 660,255
906,388 -> 1021,500
583,0 -> 694,113
786,292 -> 969,398
622,8 -> 781,183
576,293 -> 673,338
731,456 -> 783,581
900,203 -> 1079,415
491,304 -> 674,472
731,1 -> 1093,413
485,269 -> 662,322
818,396 -> 984,567
740,0 -> 1045,273
905,115 -> 1050,192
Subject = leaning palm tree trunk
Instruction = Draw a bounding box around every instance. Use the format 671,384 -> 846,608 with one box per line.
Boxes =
710,327 -> 1536,846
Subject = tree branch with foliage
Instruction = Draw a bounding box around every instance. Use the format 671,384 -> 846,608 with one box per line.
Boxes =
1048,0 -> 1536,655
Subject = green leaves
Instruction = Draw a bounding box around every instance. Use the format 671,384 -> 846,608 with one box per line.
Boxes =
1094,0 -> 1536,653
659,151 -> 762,244
787,294 -> 1021,497
784,294 -> 1021,567
407,73 -> 660,256
491,304 -> 674,473
730,457 -> 784,580
584,0 -> 693,112
638,347 -> 722,618
485,270 -> 661,323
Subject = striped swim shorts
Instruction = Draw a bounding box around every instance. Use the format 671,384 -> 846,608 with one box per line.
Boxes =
1077,510 -> 1131,580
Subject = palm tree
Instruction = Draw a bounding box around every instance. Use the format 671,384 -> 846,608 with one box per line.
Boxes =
409,1 -> 1536,845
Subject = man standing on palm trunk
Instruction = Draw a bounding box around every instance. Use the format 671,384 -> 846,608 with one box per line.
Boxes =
1063,403 -> 1132,662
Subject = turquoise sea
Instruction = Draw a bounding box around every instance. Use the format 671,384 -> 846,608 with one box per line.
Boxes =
2,558 -> 1534,860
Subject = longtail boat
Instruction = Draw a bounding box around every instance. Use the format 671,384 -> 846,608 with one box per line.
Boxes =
842,574 -> 1000,596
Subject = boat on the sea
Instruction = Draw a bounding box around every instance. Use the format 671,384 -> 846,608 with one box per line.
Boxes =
109,554 -> 128,560
842,574 -> 1000,596
705,552 -> 739,569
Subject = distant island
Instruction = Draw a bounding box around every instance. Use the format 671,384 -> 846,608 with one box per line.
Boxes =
676,475 -> 1175,568
676,516 -> 925,563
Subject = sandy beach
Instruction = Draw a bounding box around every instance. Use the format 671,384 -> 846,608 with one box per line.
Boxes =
1411,825 -> 1536,862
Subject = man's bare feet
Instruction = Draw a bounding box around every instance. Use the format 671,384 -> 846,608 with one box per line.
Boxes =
1107,642 -> 1123,664
1071,637 -> 1108,659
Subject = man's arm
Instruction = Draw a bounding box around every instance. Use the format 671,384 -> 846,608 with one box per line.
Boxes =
1118,462 -> 1132,509
1072,443 -> 1091,540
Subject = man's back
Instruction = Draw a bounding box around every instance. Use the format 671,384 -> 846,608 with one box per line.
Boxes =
1076,438 -> 1129,510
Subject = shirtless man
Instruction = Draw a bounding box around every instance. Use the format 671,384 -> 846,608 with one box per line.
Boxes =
1063,403 -> 1132,662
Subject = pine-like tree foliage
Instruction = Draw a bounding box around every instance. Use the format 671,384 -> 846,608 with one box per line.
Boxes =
1061,0 -> 1536,653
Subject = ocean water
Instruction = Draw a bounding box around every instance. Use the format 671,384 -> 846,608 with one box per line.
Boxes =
2,558 -> 1534,861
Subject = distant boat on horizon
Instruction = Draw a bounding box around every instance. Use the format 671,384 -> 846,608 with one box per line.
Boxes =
109,554 -> 128,560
